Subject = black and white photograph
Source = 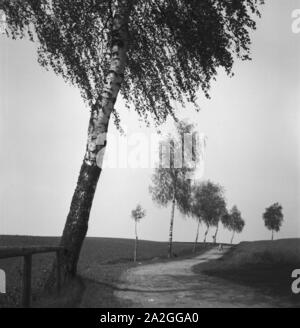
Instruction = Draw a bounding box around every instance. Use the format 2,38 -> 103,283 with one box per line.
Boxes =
0,0 -> 299,312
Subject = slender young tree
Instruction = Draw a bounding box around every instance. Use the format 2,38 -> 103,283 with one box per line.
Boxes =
212,221 -> 220,244
212,206 -> 228,243
189,184 -> 202,252
190,181 -> 226,247
131,204 -> 146,262
262,203 -> 284,240
222,205 -> 245,244
150,121 -> 196,258
221,211 -> 231,240
150,168 -> 191,258
193,217 -> 201,253
1,0 -> 263,280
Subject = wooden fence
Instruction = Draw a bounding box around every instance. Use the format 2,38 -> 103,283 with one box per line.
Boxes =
0,246 -> 65,308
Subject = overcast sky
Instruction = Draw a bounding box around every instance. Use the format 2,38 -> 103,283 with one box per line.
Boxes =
0,0 -> 299,244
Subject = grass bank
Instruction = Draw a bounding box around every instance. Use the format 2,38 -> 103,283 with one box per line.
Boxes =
193,239 -> 300,306
0,235 -> 206,307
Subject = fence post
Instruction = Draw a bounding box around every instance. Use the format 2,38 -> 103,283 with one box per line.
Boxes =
22,254 -> 32,308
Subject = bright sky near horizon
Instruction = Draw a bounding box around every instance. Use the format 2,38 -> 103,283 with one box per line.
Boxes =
0,0 -> 299,244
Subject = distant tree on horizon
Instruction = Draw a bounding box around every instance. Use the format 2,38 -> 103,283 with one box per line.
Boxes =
190,181 -> 226,248
131,204 -> 146,262
222,205 -> 245,244
149,121 -> 197,258
262,203 -> 284,240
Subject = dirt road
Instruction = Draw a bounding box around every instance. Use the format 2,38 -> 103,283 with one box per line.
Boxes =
115,247 -> 293,308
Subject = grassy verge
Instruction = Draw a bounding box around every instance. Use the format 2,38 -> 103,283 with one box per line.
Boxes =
0,235 -> 209,307
193,239 -> 300,305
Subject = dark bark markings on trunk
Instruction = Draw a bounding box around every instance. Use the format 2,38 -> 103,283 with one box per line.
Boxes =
56,1 -> 133,281
168,196 -> 176,258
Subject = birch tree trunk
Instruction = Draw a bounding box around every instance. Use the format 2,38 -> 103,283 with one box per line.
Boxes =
213,222 -> 219,244
134,220 -> 138,262
54,2 -> 133,282
168,196 -> 176,258
193,219 -> 201,253
230,231 -> 235,244
203,225 -> 209,243
271,230 -> 274,241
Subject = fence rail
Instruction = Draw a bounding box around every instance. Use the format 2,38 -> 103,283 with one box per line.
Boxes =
0,246 -> 65,308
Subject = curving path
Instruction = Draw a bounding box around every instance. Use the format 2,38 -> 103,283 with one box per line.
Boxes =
115,247 -> 292,308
